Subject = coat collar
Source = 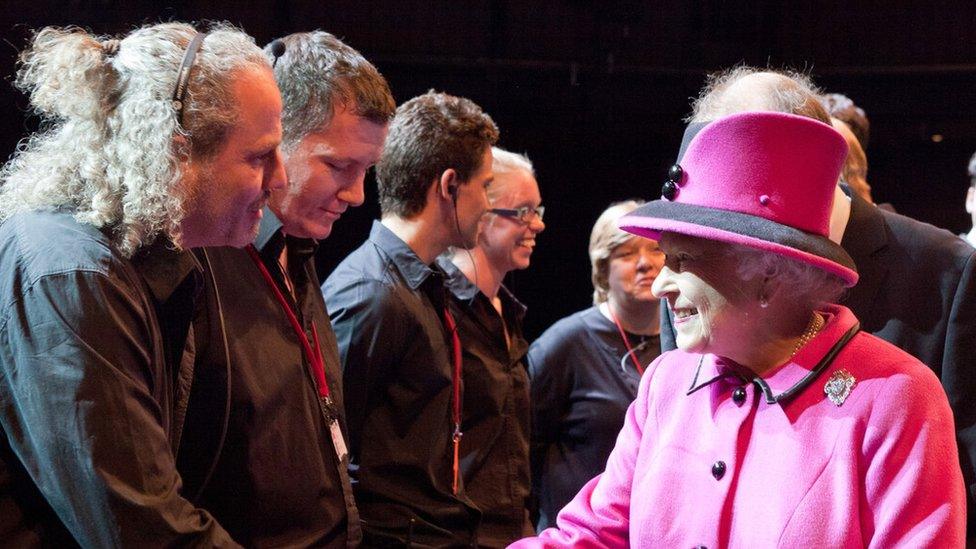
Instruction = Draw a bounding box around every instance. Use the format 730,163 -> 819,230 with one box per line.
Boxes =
839,188 -> 889,320
687,304 -> 860,405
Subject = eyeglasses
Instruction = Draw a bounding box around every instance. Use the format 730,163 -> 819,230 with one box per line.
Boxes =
488,205 -> 545,224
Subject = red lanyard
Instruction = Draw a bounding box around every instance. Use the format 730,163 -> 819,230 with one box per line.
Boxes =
245,244 -> 330,400
442,307 -> 463,496
608,306 -> 645,376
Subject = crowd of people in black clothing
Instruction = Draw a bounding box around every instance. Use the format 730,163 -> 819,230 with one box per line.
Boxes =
1,19 -> 975,548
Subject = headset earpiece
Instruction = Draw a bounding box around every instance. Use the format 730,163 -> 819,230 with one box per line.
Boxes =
269,39 -> 286,68
449,184 -> 458,203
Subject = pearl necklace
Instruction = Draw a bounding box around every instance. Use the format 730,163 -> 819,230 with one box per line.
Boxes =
791,312 -> 825,358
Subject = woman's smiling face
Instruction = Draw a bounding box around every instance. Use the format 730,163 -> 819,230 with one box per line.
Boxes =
651,232 -> 763,358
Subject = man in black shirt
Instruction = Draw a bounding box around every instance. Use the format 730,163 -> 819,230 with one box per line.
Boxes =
439,147 -> 545,545
0,23 -> 285,546
178,31 -> 394,548
323,91 -> 499,546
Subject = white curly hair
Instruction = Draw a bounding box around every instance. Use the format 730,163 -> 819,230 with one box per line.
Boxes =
0,22 -> 270,256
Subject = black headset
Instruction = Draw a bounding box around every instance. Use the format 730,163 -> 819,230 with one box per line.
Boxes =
268,39 -> 286,68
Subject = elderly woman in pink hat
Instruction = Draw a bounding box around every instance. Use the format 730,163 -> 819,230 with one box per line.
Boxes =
511,111 -> 965,547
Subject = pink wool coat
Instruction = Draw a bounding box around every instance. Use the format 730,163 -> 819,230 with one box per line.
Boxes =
512,305 -> 964,548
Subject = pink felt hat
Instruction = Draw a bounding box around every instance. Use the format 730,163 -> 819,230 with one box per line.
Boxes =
618,111 -> 859,286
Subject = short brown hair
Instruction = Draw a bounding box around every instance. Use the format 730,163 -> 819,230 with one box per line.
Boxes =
377,91 -> 499,218
267,31 -> 395,151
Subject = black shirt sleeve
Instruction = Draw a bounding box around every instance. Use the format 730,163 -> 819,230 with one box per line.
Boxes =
0,270 -> 237,547
326,276 -> 409,459
526,329 -> 574,501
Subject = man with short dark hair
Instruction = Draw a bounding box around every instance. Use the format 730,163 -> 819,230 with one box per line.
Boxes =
177,31 -> 394,547
662,66 -> 976,538
323,90 -> 499,546
440,147 -> 545,546
0,23 -> 285,546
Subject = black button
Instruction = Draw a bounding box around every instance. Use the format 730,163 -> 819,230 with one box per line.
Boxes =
732,387 -> 746,405
668,163 -> 683,182
711,460 -> 726,480
662,180 -> 677,200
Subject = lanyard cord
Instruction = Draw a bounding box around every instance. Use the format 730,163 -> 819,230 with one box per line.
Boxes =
442,307 -> 463,496
244,244 -> 330,400
608,305 -> 645,376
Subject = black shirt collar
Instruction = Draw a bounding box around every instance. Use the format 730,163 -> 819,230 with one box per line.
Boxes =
438,255 -> 528,322
130,239 -> 203,304
438,256 -> 480,301
253,207 -> 319,264
254,207 -> 285,253
368,220 -> 438,290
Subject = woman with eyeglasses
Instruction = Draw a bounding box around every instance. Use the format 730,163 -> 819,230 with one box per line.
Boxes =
437,146 -> 546,547
526,199 -> 663,531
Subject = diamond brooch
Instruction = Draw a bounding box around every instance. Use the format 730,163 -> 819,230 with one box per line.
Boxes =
824,369 -> 856,406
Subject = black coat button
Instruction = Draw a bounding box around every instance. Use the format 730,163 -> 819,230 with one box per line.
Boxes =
668,163 -> 683,182
711,460 -> 726,480
662,180 -> 677,200
732,386 -> 746,405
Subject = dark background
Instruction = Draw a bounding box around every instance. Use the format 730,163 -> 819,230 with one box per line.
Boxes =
3,2 -> 976,340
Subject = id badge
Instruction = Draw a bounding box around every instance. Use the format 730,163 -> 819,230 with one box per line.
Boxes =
329,418 -> 348,462
320,396 -> 348,462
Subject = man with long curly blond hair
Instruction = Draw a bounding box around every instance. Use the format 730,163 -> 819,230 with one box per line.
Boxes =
0,22 -> 285,546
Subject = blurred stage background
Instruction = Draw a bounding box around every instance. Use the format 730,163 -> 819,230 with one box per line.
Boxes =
2,1 -> 975,339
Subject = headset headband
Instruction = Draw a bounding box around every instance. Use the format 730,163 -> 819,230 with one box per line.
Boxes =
172,32 -> 207,126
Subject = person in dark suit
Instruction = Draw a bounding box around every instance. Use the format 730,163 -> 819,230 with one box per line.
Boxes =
659,66 -> 976,536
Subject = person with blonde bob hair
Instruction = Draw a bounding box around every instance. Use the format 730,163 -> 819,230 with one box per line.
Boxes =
0,22 -> 286,545
528,199 -> 664,531
514,112 -> 964,547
